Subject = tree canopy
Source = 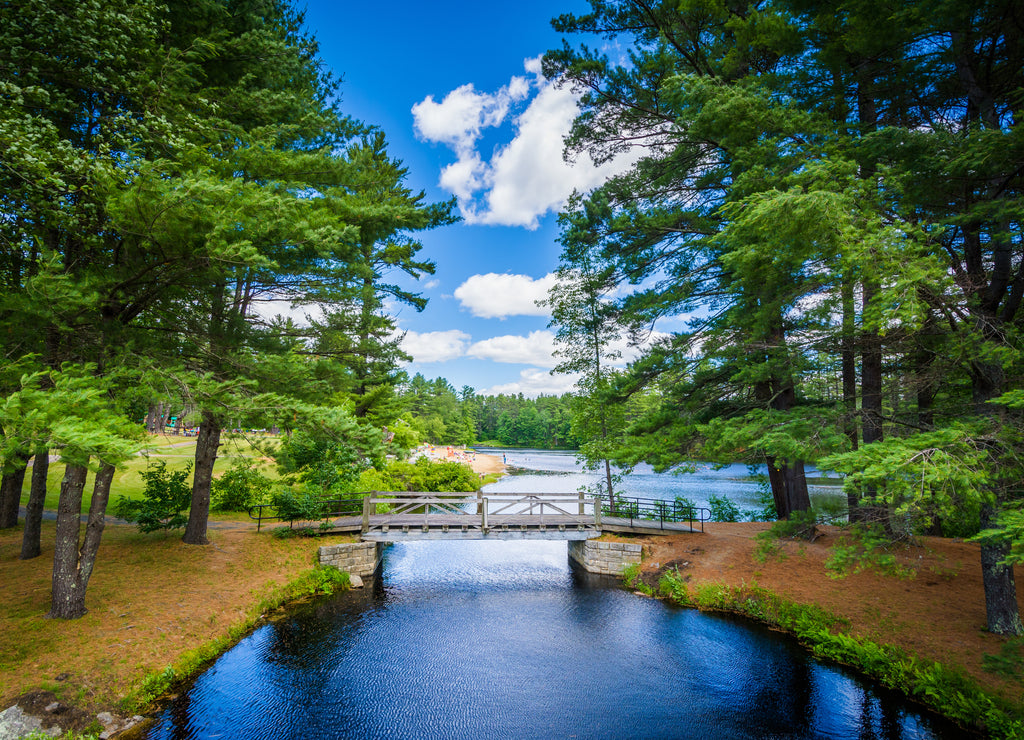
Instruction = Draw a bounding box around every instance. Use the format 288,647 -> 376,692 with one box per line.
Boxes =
543,0 -> 1023,633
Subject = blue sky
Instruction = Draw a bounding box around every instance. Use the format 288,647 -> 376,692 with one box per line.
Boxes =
296,0 -> 643,397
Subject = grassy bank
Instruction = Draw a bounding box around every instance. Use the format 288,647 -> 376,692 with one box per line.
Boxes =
641,569 -> 1023,738
624,523 -> 1024,739
0,519 -> 352,713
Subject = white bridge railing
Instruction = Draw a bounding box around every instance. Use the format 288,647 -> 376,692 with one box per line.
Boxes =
360,492 -> 602,537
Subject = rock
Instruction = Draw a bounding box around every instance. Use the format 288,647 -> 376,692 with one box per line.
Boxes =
44,703 -> 59,713
0,705 -> 58,739
349,574 -> 364,589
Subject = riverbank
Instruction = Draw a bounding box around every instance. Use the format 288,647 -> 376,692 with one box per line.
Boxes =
622,523 -> 1024,727
2,519 -> 1022,736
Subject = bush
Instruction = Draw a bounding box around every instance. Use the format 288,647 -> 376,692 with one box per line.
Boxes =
357,457 -> 480,493
270,487 -> 327,525
708,494 -> 742,522
113,460 -> 192,533
825,523 -> 917,580
211,459 -> 273,512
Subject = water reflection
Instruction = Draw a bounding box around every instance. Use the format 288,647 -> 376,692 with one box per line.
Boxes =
146,539 -> 966,740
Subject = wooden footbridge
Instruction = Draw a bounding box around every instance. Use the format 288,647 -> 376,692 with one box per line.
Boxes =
250,492 -> 706,540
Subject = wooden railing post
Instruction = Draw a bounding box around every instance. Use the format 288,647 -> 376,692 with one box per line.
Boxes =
593,496 -> 602,528
578,492 -> 585,516
481,497 -> 488,530
362,492 -> 373,534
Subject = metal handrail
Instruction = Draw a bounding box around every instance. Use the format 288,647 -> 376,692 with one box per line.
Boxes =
603,496 -> 710,532
247,497 -> 364,532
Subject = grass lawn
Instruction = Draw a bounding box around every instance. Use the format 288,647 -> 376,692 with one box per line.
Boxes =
18,432 -> 281,511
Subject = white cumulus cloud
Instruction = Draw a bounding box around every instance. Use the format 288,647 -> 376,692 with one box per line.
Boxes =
468,330 -> 558,367
412,79 -> 528,156
454,272 -> 557,319
398,329 -> 470,363
481,368 -> 580,398
412,57 -> 640,229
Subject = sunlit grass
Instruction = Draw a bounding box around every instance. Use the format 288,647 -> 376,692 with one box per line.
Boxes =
18,432 -> 281,511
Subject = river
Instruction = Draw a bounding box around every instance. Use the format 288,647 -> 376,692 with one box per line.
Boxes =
143,451 -> 966,740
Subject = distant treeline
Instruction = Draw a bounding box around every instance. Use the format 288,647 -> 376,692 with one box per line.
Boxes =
397,373 -> 578,449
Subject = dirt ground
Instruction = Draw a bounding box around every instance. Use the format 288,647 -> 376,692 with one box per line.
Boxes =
629,522 -> 1024,708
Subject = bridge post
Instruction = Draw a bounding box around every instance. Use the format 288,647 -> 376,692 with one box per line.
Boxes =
578,492 -> 584,516
362,493 -> 373,534
481,497 -> 488,531
593,496 -> 602,528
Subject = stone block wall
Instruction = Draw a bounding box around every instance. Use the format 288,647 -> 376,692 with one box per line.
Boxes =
568,539 -> 642,576
318,541 -> 383,577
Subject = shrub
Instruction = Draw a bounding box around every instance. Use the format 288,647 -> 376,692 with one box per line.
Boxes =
211,459 -> 273,512
271,487 -> 327,525
825,523 -> 917,580
708,494 -> 742,522
113,460 -> 192,533
358,457 -> 480,493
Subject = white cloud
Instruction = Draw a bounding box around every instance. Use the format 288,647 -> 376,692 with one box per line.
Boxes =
423,279 -> 440,290
399,329 -> 470,363
454,272 -> 557,319
412,57 -> 641,229
249,299 -> 323,327
468,330 -> 557,367
412,79 -> 528,156
481,368 -> 580,398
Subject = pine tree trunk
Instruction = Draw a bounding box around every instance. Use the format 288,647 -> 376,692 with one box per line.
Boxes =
183,411 -> 221,545
20,448 -> 49,560
77,462 -> 114,596
766,456 -> 811,519
603,458 -> 615,505
48,463 -> 89,619
841,280 -> 863,523
0,456 -> 28,528
980,505 -> 1023,635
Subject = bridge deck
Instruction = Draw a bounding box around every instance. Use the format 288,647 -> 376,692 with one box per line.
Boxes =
323,515 -> 698,540
252,492 -> 706,540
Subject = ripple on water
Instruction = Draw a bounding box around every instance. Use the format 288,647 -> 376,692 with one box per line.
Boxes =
145,457 -> 969,740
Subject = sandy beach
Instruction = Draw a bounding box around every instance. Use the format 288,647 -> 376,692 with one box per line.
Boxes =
414,444 -> 506,477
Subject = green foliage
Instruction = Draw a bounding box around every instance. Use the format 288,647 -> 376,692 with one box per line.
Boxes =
821,425 -> 1005,536
983,638 -> 1024,679
274,427 -> 370,495
753,509 -> 820,562
294,565 -> 350,596
621,563 -> 652,595
769,509 -> 820,541
658,568 -> 692,604
113,461 -> 192,533
974,505 -> 1024,566
825,525 -> 917,580
708,494 -> 742,522
359,456 -> 481,493
211,459 -> 273,512
745,466 -> 778,521
270,488 -> 327,525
